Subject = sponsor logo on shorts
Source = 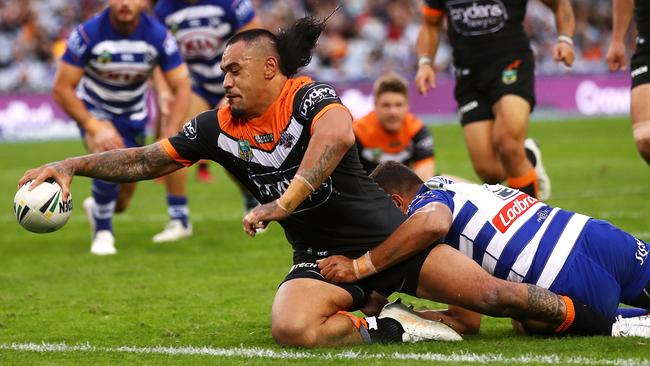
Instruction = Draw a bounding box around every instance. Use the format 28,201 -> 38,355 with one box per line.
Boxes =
447,0 -> 507,36
631,65 -> 648,79
254,133 -> 274,144
635,238 -> 648,266
492,193 -> 539,233
290,262 -> 318,272
299,84 -> 339,118
459,100 -> 478,116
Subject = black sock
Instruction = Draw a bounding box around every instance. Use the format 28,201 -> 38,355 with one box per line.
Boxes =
525,146 -> 537,166
360,317 -> 404,343
517,183 -> 537,198
562,296 -> 614,336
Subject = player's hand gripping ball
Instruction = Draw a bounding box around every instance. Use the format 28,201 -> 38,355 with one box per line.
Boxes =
14,179 -> 72,233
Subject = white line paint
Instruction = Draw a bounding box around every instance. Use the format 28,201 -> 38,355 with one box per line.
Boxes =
0,342 -> 647,365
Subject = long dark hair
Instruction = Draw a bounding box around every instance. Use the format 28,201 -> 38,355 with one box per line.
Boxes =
225,16 -> 326,77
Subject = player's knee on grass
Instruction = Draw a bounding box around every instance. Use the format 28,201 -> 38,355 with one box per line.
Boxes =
271,316 -> 318,347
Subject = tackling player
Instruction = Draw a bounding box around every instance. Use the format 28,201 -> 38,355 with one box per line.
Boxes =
354,72 -> 436,180
319,161 -> 650,337
53,0 -> 190,255
415,0 -> 576,200
606,0 -> 650,165
21,17 -> 626,347
151,0 -> 262,242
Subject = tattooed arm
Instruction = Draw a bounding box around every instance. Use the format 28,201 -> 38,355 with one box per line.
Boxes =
19,142 -> 184,199
242,107 -> 354,236
541,0 -> 576,66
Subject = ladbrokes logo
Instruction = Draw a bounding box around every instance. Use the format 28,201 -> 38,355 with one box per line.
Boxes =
299,84 -> 338,118
492,193 -> 538,233
448,0 -> 507,36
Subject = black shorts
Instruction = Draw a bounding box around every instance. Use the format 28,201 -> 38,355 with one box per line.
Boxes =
454,51 -> 536,126
281,246 -> 435,311
631,42 -> 650,89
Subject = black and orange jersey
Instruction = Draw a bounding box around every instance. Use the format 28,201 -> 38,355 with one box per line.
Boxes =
422,0 -> 530,65
353,111 -> 434,175
163,76 -> 405,255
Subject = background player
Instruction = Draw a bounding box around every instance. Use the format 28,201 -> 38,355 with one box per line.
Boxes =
606,0 -> 650,165
319,161 -> 650,336
21,16 -> 622,347
415,0 -> 576,200
53,0 -> 190,255
151,0 -> 261,242
354,72 -> 436,180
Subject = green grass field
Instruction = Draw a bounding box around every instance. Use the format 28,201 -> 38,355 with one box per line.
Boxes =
0,117 -> 649,365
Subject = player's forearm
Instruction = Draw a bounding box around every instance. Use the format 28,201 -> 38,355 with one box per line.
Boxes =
166,78 -> 191,130
549,0 -> 575,37
612,0 -> 634,42
52,84 -> 97,132
416,22 -> 441,61
297,115 -> 354,189
370,212 -> 445,272
63,143 -> 181,182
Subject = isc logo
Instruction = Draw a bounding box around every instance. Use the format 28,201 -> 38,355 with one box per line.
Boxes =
492,193 -> 539,233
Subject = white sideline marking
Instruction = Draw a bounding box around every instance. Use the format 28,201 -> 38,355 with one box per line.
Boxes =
0,342 -> 647,365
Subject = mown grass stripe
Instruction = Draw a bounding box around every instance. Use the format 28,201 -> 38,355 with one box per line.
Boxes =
0,343 -> 647,365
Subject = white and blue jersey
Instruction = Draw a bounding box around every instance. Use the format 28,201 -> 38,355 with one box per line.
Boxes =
408,177 -> 650,317
62,8 -> 183,146
154,0 -> 255,106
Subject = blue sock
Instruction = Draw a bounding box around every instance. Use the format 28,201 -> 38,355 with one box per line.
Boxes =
167,194 -> 189,228
92,179 -> 118,233
616,307 -> 648,318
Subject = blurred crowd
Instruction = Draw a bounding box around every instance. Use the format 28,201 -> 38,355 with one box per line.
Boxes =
0,0 -> 637,92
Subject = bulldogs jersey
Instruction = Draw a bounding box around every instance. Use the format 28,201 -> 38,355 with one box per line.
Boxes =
154,0 -> 255,97
422,0 -> 530,64
62,9 -> 183,119
163,77 -> 405,254
353,111 -> 434,175
408,177 -> 590,289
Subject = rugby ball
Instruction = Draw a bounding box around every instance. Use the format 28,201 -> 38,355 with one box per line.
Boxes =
14,180 -> 72,233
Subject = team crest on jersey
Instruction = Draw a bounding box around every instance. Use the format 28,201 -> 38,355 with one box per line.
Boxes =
238,139 -> 253,161
502,59 -> 521,85
98,50 -> 112,64
278,131 -> 296,149
182,118 -> 197,140
371,148 -> 383,161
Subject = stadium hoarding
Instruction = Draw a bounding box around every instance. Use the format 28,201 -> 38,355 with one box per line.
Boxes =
337,72 -> 632,122
0,73 -> 632,141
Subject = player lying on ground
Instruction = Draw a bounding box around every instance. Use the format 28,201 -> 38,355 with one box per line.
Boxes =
318,161 -> 650,337
19,16 -> 634,347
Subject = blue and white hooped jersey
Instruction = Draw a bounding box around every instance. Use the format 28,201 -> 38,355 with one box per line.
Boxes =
62,9 -> 183,119
407,177 -> 591,289
154,0 -> 255,97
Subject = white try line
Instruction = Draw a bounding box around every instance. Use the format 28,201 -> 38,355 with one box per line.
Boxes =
0,342 -> 647,365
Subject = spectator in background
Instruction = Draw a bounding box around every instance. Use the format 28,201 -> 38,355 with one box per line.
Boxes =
354,72 -> 436,180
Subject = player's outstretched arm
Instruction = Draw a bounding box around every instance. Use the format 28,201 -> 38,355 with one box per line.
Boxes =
541,0 -> 576,67
318,202 -> 452,282
606,0 -> 634,71
19,142 -> 184,200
